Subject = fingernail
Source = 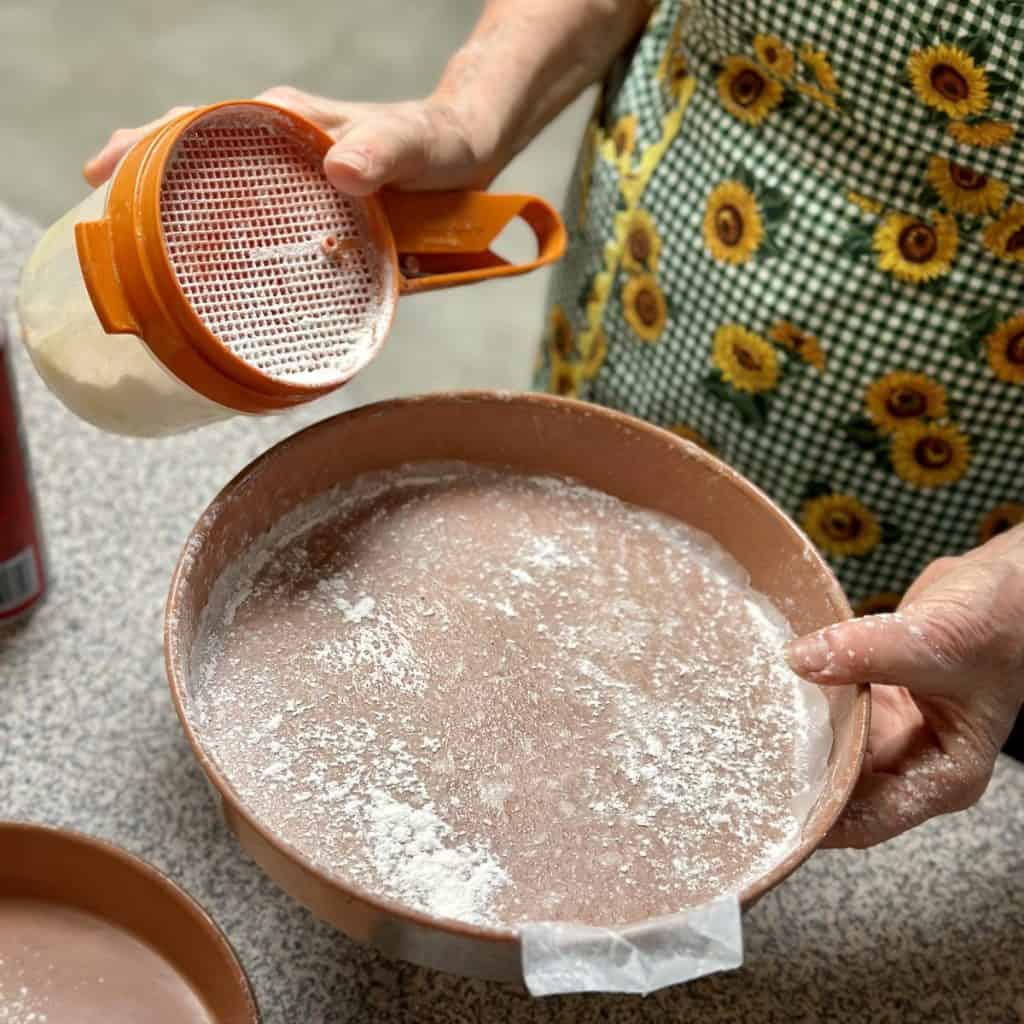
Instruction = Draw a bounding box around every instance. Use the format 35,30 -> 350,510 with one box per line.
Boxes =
329,149 -> 370,176
786,631 -> 831,675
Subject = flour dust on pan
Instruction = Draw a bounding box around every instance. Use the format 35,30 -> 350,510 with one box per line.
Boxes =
188,463 -> 832,932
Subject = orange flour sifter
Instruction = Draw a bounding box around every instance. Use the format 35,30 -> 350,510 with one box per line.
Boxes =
17,100 -> 566,437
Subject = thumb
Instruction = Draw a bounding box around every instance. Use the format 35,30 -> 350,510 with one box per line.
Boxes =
323,115 -> 432,196
785,613 -> 958,697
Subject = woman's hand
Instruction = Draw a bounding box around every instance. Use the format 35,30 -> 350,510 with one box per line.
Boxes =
83,91 -> 495,196
787,525 -> 1024,848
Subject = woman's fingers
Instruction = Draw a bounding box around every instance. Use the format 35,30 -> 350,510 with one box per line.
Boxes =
819,737 -> 993,849
83,106 -> 193,187
785,612 -> 962,695
82,91 -> 489,197
784,549 -> 1024,847
860,684 -> 926,771
820,682 -> 995,848
324,112 -> 434,196
83,90 -> 354,190
788,560 -> 1024,703
255,86 -> 356,134
324,103 -> 481,195
259,91 -> 473,194
81,88 -> 357,189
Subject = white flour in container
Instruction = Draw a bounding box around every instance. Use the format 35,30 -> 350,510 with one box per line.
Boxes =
189,463 -> 831,930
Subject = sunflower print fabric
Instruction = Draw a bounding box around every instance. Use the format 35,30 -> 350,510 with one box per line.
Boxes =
534,0 -> 1024,609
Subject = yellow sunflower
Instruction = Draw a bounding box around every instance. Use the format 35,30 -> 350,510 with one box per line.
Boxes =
925,156 -> 1008,216
863,371 -> 948,433
947,120 -> 1014,148
622,274 -> 668,343
847,191 -> 884,216
754,35 -> 796,79
891,421 -> 971,489
855,591 -> 903,616
799,45 -> 840,93
978,502 -> 1024,544
984,314 -> 1024,384
801,494 -> 881,558
873,211 -> 958,283
614,209 -> 662,273
795,81 -> 839,110
667,423 -> 715,453
908,45 -> 989,119
712,323 -> 779,393
548,305 -> 575,360
982,203 -> 1024,263
703,181 -> 764,265
581,328 -> 607,379
768,320 -> 826,371
549,357 -> 581,399
716,56 -> 785,125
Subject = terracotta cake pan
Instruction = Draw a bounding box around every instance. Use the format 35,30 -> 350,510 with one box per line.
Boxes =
165,392 -> 870,984
0,822 -> 259,1022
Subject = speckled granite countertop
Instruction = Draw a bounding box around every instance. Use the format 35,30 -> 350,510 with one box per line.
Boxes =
2,206 -> 1023,1023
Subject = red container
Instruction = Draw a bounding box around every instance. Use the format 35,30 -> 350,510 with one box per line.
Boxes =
0,320 -> 45,626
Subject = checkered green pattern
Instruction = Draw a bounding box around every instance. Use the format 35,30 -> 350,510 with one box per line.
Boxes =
535,0 -> 1024,605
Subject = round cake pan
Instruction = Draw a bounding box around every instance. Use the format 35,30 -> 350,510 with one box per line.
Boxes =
0,822 -> 259,1022
165,392 -> 870,984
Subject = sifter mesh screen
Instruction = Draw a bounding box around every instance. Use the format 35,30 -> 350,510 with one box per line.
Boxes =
159,106 -> 392,385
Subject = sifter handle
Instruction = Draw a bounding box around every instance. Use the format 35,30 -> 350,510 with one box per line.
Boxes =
377,191 -> 567,295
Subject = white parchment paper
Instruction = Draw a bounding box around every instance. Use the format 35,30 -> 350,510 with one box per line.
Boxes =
521,895 -> 743,997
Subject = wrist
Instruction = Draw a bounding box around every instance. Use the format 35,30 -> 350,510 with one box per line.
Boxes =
431,1 -> 649,180
430,45 -> 513,180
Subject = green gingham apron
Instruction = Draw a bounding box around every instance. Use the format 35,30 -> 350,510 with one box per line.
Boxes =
535,0 -> 1024,612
